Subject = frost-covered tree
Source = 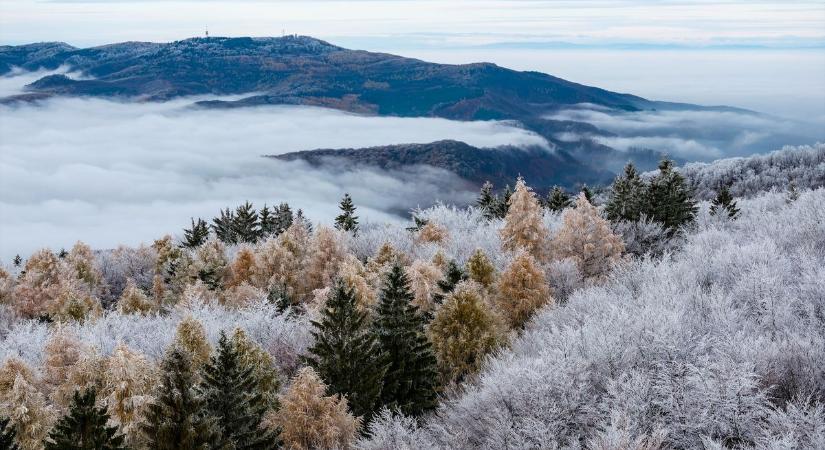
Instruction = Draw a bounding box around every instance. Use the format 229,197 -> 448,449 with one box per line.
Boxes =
543,186 -> 573,212
373,265 -> 439,417
431,260 -> 467,308
275,367 -> 359,450
141,347 -> 222,450
188,238 -> 229,291
334,193 -> 359,234
709,185 -> 740,219
2,374 -> 54,450
605,163 -> 646,222
198,332 -> 279,450
337,256 -> 376,310
428,281 -> 507,384
42,329 -> 85,407
407,259 -> 442,314
212,208 -> 238,245
66,241 -> 103,293
495,252 -> 552,328
307,281 -> 386,420
45,388 -> 126,450
500,177 -> 550,262
182,218 -> 209,249
0,417 -> 18,450
258,205 -> 277,238
416,222 -> 448,244
230,328 -> 281,412
304,226 -> 348,296
173,316 -> 212,370
275,203 -> 294,235
552,194 -> 625,280
645,159 -> 698,235
465,249 -> 496,288
233,201 -> 261,244
102,345 -> 156,447
12,248 -> 66,318
116,278 -> 155,315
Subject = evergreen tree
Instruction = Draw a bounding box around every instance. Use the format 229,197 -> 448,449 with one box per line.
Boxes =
45,388 -> 126,450
182,218 -> 210,249
373,265 -> 439,417
212,208 -> 238,244
492,184 -> 514,219
12,255 -> 21,268
580,185 -> 594,205
294,209 -> 312,233
258,205 -> 277,237
274,203 -> 293,235
544,186 -> 572,212
432,260 -> 467,306
405,215 -> 429,232
198,332 -> 279,450
644,159 -> 698,235
604,164 -> 646,222
142,347 -> 222,450
58,248 -> 68,259
709,185 -> 740,219
0,417 -> 18,450
306,281 -> 386,420
233,202 -> 260,243
334,194 -> 359,234
476,181 -> 496,219
785,180 -> 800,204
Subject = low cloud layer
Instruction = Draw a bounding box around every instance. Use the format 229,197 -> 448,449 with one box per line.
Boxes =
548,105 -> 824,161
0,94 -> 545,259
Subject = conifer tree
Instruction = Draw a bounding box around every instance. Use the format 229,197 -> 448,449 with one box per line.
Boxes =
3,374 -> 54,450
233,202 -> 260,244
274,203 -> 293,235
580,185 -> 594,204
500,177 -> 550,262
0,417 -> 17,450
492,184 -> 513,219
258,205 -> 277,237
307,281 -> 386,420
644,159 -> 698,235
432,260 -> 467,306
476,181 -> 496,219
12,255 -> 21,268
45,388 -> 126,450
212,208 -> 237,244
373,265 -> 439,417
405,214 -> 429,232
544,186 -> 573,212
785,180 -> 800,204
605,164 -> 646,222
174,316 -> 212,370
709,185 -> 740,219
465,249 -> 496,288
141,347 -> 223,450
198,332 -> 279,450
334,193 -> 359,234
183,218 -> 210,249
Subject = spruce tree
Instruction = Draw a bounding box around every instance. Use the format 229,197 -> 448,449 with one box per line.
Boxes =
258,205 -> 277,237
709,185 -> 740,219
12,255 -> 21,268
212,208 -> 238,244
183,218 -> 210,248
491,184 -> 514,219
294,209 -> 312,233
476,181 -> 496,219
605,164 -> 646,222
199,332 -> 280,450
0,417 -> 18,450
432,260 -> 467,306
142,347 -> 223,450
373,265 -> 439,417
45,388 -> 126,450
405,215 -> 429,232
334,194 -> 359,234
274,203 -> 293,235
306,281 -> 387,420
580,185 -> 594,205
644,159 -> 698,235
544,186 -> 572,212
233,202 -> 260,243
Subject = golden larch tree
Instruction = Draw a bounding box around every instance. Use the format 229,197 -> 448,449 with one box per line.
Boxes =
495,252 -> 553,328
1,374 -> 54,450
102,344 -> 157,447
466,248 -> 496,287
117,278 -> 155,315
173,315 -> 212,369
499,177 -> 551,262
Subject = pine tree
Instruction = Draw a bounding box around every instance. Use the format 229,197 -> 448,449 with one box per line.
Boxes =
405,214 -> 429,232
544,186 -> 573,212
644,159 -> 698,235
182,218 -> 210,249
212,208 -> 238,244
233,202 -> 260,244
45,388 -> 126,450
709,185 -> 740,219
198,332 -> 279,450
274,203 -> 293,235
500,177 -> 550,261
432,260 -> 467,306
0,417 -> 18,450
334,193 -> 359,234
492,184 -> 514,219
141,347 -> 223,450
476,181 -> 496,219
307,281 -> 386,420
373,265 -> 439,417
605,164 -> 646,222
12,255 -> 21,268
258,205 -> 277,237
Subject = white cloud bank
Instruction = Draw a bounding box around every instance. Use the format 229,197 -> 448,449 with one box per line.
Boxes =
0,94 -> 546,260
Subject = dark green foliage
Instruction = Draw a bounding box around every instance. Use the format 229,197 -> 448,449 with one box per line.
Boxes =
212,208 -> 238,244
199,332 -> 280,450
58,248 -> 68,259
373,265 -> 439,417
432,260 -> 467,306
543,186 -> 572,212
710,185 -> 740,219
477,181 -> 512,220
307,281 -> 387,420
644,159 -> 698,235
258,205 -> 277,237
580,185 -> 594,205
0,417 -> 18,450
268,283 -> 296,314
183,218 -> 210,248
605,164 -> 646,222
405,215 -> 429,232
12,255 -> 21,267
274,203 -> 293,234
142,348 -> 223,450
45,388 -> 126,450
476,181 -> 496,216
294,209 -> 312,233
233,202 -> 260,244
334,193 -> 359,234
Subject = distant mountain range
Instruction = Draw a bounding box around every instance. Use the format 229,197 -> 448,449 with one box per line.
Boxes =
0,36 -> 749,190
